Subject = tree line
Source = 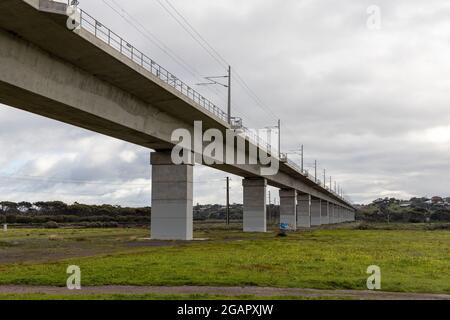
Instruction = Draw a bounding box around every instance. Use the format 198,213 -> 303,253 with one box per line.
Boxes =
0,201 -> 151,227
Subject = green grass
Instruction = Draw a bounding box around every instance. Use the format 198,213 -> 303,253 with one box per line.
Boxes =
0,293 -> 349,300
0,226 -> 449,294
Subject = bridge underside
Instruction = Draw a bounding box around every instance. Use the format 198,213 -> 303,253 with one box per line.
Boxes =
0,0 -> 356,240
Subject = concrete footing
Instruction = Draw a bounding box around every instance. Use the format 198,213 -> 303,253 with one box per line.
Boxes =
243,178 -> 267,232
150,151 -> 193,241
297,194 -> 311,228
279,189 -> 297,230
311,198 -> 322,226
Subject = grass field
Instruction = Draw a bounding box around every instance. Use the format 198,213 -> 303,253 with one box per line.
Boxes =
0,293 -> 347,300
0,223 -> 449,299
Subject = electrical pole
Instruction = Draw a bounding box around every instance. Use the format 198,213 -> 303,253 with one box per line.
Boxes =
278,119 -> 281,158
301,145 -> 304,172
314,160 -> 317,182
323,169 -> 326,187
196,66 -> 231,124
227,66 -> 231,124
226,177 -> 230,225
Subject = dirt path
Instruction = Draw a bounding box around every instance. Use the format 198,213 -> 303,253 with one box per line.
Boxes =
0,285 -> 449,300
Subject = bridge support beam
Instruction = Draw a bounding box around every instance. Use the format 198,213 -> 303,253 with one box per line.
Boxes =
321,200 -> 329,225
243,178 -> 267,232
150,151 -> 193,241
311,198 -> 322,226
297,194 -> 311,228
279,189 -> 297,230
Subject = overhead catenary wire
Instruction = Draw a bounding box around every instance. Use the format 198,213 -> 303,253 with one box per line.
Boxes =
103,0 -> 267,127
148,0 -> 278,125
101,0 -> 228,110
154,0 -> 228,70
103,0 -> 330,166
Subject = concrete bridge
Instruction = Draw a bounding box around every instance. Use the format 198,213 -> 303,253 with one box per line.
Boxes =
0,0 -> 356,240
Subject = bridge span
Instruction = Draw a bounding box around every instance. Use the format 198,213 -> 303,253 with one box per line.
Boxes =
0,0 -> 356,240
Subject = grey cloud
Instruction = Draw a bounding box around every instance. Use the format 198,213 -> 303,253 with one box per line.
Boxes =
2,0 -> 450,205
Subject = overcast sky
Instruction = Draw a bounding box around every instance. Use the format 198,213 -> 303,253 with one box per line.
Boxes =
1,0 -> 450,206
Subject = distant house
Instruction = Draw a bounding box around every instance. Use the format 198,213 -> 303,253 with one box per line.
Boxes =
431,196 -> 444,204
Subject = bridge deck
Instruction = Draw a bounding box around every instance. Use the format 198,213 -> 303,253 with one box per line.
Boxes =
0,0 -> 353,209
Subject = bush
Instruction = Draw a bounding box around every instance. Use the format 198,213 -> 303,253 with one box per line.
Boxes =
357,222 -> 372,230
44,221 -> 59,229
426,223 -> 450,230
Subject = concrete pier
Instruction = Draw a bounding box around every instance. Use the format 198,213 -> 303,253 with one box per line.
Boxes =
243,178 -> 267,232
329,204 -> 335,224
297,194 -> 311,228
279,189 -> 297,230
321,200 -> 329,225
150,151 -> 193,240
311,198 -> 322,226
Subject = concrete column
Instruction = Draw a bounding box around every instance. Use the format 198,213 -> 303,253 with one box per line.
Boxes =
297,194 -> 311,228
321,201 -> 329,225
279,189 -> 297,230
330,204 -> 336,224
150,151 -> 193,240
310,198 -> 322,226
243,178 -> 267,232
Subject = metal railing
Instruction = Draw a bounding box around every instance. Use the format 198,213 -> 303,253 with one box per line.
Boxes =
73,7 -> 278,154
77,9 -> 228,123
287,158 -> 346,201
